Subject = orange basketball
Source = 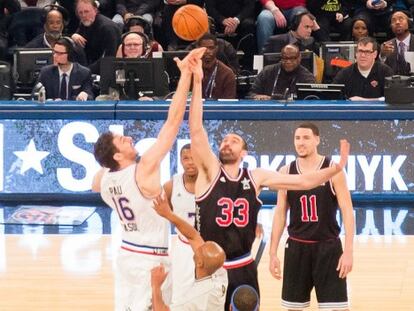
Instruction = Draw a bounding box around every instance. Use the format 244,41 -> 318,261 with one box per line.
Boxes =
172,4 -> 209,41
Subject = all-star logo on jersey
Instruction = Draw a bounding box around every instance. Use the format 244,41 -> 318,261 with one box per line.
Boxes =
241,177 -> 251,190
220,176 -> 226,182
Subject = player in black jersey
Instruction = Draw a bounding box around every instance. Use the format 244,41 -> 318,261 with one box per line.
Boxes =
269,122 -> 354,311
187,57 -> 351,309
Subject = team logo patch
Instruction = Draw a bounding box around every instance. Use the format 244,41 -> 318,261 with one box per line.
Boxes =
241,177 -> 251,190
370,80 -> 378,88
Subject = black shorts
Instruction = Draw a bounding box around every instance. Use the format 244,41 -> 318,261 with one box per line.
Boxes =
225,261 -> 259,310
282,237 -> 348,310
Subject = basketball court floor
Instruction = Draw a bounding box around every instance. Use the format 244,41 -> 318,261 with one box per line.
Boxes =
0,201 -> 413,310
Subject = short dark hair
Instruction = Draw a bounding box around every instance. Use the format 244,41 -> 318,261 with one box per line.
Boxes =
357,36 -> 378,52
231,285 -> 259,311
93,132 -> 119,171
297,122 -> 320,136
180,143 -> 191,156
196,32 -> 217,47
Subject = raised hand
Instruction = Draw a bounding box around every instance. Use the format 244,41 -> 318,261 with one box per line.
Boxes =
174,47 -> 206,74
337,139 -> 350,170
152,194 -> 173,219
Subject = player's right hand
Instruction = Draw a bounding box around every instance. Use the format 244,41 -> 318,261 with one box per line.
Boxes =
153,194 -> 173,219
269,254 -> 282,280
337,139 -> 350,170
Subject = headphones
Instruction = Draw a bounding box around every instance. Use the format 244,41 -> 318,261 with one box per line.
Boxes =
290,9 -> 314,31
42,4 -> 70,27
125,15 -> 154,40
56,36 -> 77,62
121,31 -> 151,58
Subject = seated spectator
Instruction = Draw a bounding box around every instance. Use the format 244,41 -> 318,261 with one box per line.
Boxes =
249,44 -> 315,100
0,0 -> 21,60
351,16 -> 373,41
112,0 -> 159,28
333,36 -> 393,101
196,33 -> 237,99
380,10 -> 413,75
263,10 -> 319,54
72,0 -> 121,74
256,0 -> 306,53
18,0 -> 53,8
38,37 -> 94,100
25,5 -> 87,66
205,0 -> 256,70
230,285 -> 260,311
115,15 -> 162,57
112,31 -> 169,100
161,0 -> 203,50
353,0 -> 395,38
307,0 -> 353,42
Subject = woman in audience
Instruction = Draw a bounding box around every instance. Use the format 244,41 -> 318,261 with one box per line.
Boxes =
351,17 -> 373,41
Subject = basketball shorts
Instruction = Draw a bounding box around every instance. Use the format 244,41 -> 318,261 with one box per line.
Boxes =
171,234 -> 195,304
282,237 -> 348,310
115,247 -> 171,311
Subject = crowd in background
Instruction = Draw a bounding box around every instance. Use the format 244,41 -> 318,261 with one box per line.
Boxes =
1,0 -> 414,100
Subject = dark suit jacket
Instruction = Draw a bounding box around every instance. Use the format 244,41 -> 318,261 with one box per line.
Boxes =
262,31 -> 318,54
38,63 -> 94,100
384,35 -> 414,75
25,33 -> 88,66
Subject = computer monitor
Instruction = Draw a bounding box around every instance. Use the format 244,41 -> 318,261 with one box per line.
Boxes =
162,50 -> 189,91
320,41 -> 356,82
296,83 -> 346,100
100,57 -> 167,99
13,48 -> 53,86
263,51 -> 315,75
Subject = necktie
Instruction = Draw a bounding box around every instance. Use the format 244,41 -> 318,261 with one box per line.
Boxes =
398,42 -> 406,60
59,73 -> 67,100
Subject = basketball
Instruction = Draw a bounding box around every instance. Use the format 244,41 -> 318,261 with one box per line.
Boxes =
172,4 -> 209,41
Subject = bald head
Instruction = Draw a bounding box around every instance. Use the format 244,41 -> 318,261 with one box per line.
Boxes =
45,9 -> 64,34
195,241 -> 226,275
281,44 -> 301,72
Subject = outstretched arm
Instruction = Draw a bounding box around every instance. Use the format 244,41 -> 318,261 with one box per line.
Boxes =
188,54 -> 220,188
137,48 -> 206,197
254,139 -> 350,191
153,194 -> 204,253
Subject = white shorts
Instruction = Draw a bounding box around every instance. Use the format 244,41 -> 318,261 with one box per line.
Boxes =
171,234 -> 195,304
115,247 -> 171,311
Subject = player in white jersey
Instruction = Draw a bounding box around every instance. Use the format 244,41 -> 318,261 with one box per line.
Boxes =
91,47 -> 206,311
164,144 -> 198,304
151,194 -> 227,311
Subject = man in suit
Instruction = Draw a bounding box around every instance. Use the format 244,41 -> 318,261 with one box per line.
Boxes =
25,5 -> 87,66
38,37 -> 94,100
380,10 -> 413,75
262,10 -> 319,54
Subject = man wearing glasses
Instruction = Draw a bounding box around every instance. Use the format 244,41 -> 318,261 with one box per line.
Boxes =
333,36 -> 393,101
250,44 -> 315,100
38,37 -> 94,101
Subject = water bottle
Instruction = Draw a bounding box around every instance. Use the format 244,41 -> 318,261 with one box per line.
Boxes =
38,86 -> 46,104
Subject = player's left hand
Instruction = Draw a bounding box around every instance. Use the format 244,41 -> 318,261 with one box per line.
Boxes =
337,250 -> 353,278
151,264 -> 168,287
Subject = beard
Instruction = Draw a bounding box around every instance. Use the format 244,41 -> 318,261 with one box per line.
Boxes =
47,31 -> 62,40
219,150 -> 238,165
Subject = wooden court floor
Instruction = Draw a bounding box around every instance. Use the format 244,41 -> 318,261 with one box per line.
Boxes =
0,234 -> 413,310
